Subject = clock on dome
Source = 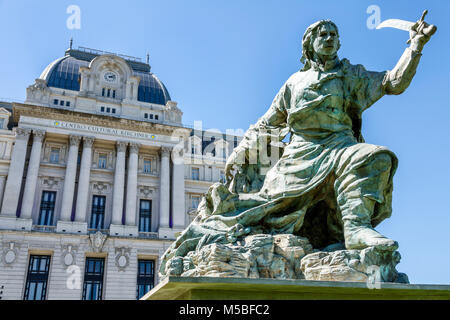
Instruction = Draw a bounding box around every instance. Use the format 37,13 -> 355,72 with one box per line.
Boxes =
103,71 -> 117,83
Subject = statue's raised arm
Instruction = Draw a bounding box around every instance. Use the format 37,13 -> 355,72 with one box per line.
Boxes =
383,12 -> 436,95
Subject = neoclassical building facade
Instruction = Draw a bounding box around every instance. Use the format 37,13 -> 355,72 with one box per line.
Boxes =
0,46 -> 239,300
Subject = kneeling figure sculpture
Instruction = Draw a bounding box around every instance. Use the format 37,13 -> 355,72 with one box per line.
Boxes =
160,15 -> 436,284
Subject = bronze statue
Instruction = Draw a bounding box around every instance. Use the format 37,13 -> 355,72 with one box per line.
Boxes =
159,14 -> 436,281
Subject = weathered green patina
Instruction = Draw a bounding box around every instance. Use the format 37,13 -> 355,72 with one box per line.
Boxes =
160,17 -> 436,283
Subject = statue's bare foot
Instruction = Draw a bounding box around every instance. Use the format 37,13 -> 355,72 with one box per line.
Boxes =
345,227 -> 398,251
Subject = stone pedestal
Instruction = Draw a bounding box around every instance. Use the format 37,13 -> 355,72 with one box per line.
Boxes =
0,217 -> 33,231
55,221 -> 87,234
109,224 -> 138,237
142,276 -> 450,300
158,227 -> 183,240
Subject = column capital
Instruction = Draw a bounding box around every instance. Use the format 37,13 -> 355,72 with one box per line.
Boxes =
15,128 -> 31,140
33,130 -> 46,142
116,141 -> 128,153
160,146 -> 172,157
83,136 -> 95,148
69,135 -> 82,146
129,142 -> 140,154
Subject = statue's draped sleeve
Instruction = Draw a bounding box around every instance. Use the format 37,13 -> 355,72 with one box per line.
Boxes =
383,47 -> 423,95
344,61 -> 387,114
342,47 -> 422,141
347,46 -> 423,115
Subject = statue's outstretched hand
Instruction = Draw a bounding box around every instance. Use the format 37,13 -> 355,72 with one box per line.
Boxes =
409,18 -> 436,51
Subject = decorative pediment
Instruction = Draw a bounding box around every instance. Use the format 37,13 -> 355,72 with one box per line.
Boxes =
92,181 -> 111,195
89,231 -> 107,253
41,176 -> 62,189
138,185 -> 154,198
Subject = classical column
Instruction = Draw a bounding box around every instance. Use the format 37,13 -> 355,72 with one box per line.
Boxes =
59,135 -> 81,222
125,142 -> 139,226
159,147 -> 171,229
1,128 -> 31,216
74,137 -> 94,223
21,130 -> 46,219
172,148 -> 185,229
111,141 -> 127,225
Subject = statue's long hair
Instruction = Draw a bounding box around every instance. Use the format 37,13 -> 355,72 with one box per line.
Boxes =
300,20 -> 341,71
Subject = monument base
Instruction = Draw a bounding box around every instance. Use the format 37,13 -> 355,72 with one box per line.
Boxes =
142,276 -> 450,300
109,224 -> 138,237
0,216 -> 32,231
158,227 -> 183,240
56,221 -> 87,234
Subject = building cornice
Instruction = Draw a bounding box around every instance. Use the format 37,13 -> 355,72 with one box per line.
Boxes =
12,103 -> 191,137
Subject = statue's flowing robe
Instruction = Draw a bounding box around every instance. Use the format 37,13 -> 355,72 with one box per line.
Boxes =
160,58 -> 398,275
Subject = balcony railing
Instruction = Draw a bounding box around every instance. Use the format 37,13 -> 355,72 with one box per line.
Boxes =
32,225 -> 56,233
87,228 -> 109,235
138,232 -> 158,239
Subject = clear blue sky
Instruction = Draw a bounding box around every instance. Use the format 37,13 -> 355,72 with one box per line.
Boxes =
0,0 -> 449,285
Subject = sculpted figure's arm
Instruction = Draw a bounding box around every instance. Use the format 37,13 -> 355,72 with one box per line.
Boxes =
384,20 -> 436,95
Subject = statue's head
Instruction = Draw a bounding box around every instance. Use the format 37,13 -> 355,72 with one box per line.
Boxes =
301,20 -> 341,69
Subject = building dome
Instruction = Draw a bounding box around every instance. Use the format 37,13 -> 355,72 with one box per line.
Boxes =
39,48 -> 171,106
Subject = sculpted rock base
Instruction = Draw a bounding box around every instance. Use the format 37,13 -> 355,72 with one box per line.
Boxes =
162,234 -> 408,284
300,247 -> 409,283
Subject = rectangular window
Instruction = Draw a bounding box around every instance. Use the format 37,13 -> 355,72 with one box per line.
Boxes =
82,258 -> 105,300
107,89 -> 111,97
112,108 -> 116,114
149,114 -> 154,120
49,148 -> 60,164
112,90 -> 116,99
100,106 -> 105,112
37,191 -> 56,226
102,88 -> 105,96
139,200 -> 152,232
89,195 -> 106,230
191,196 -> 200,209
66,101 -> 70,107
143,159 -> 151,173
60,100 -> 64,106
106,107 -> 110,113
191,168 -> 200,181
23,255 -> 51,300
0,118 -> 5,129
155,115 -> 159,120
144,113 -> 148,119
53,99 -> 58,105
98,154 -> 107,169
137,260 -> 154,299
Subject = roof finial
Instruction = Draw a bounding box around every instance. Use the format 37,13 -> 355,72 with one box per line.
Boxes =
69,37 -> 73,50
146,52 -> 150,65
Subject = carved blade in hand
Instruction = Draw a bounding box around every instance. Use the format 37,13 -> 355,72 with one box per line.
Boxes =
376,19 -> 415,32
